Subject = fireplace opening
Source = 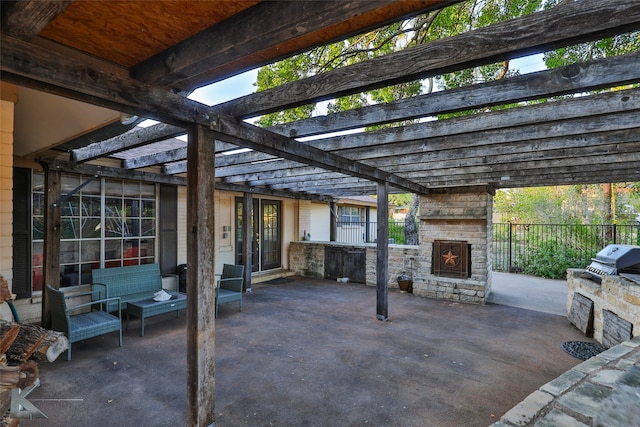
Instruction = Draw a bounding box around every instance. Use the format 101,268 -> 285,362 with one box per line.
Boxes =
432,240 -> 471,279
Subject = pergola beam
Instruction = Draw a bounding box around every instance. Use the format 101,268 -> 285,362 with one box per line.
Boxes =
269,51 -> 640,138
1,0 -> 71,40
214,181 -> 334,202
184,56 -> 640,179
89,50 -> 640,168
131,1 -> 459,90
72,124 -> 185,162
123,145 -> 187,169
218,0 -> 640,118
1,34 -> 429,195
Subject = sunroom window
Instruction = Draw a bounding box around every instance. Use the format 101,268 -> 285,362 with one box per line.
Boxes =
31,172 -> 157,291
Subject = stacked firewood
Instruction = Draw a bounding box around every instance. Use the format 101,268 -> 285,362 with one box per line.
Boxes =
0,276 -> 68,426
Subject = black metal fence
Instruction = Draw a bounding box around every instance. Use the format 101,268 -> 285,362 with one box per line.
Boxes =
493,223 -> 640,275
334,221 -> 640,278
335,220 -> 417,244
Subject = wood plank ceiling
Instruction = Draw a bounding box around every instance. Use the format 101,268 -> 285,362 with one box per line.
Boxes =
2,0 -> 639,200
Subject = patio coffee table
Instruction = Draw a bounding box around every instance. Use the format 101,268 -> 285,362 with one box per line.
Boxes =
126,292 -> 187,336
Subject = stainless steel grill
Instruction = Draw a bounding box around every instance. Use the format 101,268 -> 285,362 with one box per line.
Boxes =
586,244 -> 640,283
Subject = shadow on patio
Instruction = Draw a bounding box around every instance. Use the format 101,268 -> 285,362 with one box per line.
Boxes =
23,277 -> 588,427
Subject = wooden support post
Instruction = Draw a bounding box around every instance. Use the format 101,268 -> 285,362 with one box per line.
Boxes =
329,201 -> 337,242
376,182 -> 389,321
186,125 -> 216,427
243,192 -> 253,292
365,207 -> 371,243
41,164 -> 61,329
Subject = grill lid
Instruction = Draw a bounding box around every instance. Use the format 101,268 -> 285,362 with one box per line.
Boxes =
592,244 -> 640,267
586,244 -> 640,277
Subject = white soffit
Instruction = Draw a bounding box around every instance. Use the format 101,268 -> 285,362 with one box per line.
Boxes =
13,86 -> 119,157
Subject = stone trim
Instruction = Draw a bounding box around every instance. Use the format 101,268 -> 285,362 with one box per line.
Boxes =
490,336 -> 640,427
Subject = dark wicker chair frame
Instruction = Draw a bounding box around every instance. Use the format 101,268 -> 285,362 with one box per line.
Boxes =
215,264 -> 244,318
47,285 -> 123,361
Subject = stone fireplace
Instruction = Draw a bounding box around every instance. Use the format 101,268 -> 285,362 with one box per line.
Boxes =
414,191 -> 493,304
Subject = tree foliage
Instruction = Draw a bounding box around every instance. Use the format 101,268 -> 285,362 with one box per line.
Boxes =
494,184 -> 640,225
542,0 -> 639,69
255,0 -> 547,127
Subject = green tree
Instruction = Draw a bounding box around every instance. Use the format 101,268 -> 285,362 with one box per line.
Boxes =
494,184 -> 640,225
255,0 -> 547,128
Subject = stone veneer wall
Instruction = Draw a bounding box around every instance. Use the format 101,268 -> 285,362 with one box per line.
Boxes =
415,191 -> 493,304
567,269 -> 640,346
288,241 -> 419,290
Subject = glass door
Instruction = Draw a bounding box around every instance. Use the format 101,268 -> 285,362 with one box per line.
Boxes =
235,198 -> 259,271
235,198 -> 281,271
261,200 -> 281,270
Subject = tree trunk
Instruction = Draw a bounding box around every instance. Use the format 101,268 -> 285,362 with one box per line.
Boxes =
404,194 -> 420,245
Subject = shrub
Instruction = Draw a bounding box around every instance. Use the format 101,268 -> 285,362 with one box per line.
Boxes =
514,240 -> 586,279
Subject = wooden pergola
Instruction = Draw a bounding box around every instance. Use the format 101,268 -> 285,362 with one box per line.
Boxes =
2,1 -> 639,425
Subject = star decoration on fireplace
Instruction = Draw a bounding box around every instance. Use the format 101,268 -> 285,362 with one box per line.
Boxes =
442,250 -> 459,266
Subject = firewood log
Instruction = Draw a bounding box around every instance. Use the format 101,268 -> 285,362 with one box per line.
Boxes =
0,325 -> 19,355
2,321 -> 68,363
0,366 -> 20,389
0,277 -> 11,304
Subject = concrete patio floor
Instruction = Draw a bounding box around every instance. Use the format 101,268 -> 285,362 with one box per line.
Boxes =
22,276 -> 589,427
488,271 -> 568,316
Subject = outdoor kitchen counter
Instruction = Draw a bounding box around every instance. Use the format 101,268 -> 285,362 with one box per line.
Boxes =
490,335 -> 640,427
566,268 -> 640,346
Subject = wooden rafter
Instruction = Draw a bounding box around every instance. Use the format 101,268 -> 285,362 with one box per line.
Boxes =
152,51 -> 640,177
97,51 -> 640,173
123,145 -> 187,169
216,0 -> 640,118
0,0 -> 71,40
131,0 -> 460,90
72,124 -> 185,162
1,34 -> 432,195
269,51 -> 640,138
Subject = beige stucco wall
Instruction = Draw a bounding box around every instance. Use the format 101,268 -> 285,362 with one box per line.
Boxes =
177,188 -> 300,274
177,188 -> 243,273
177,185 -> 188,266
0,83 -> 17,294
215,189 -> 235,269
309,201 -> 329,241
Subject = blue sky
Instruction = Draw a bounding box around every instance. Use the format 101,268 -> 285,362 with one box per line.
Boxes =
188,70 -> 258,106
